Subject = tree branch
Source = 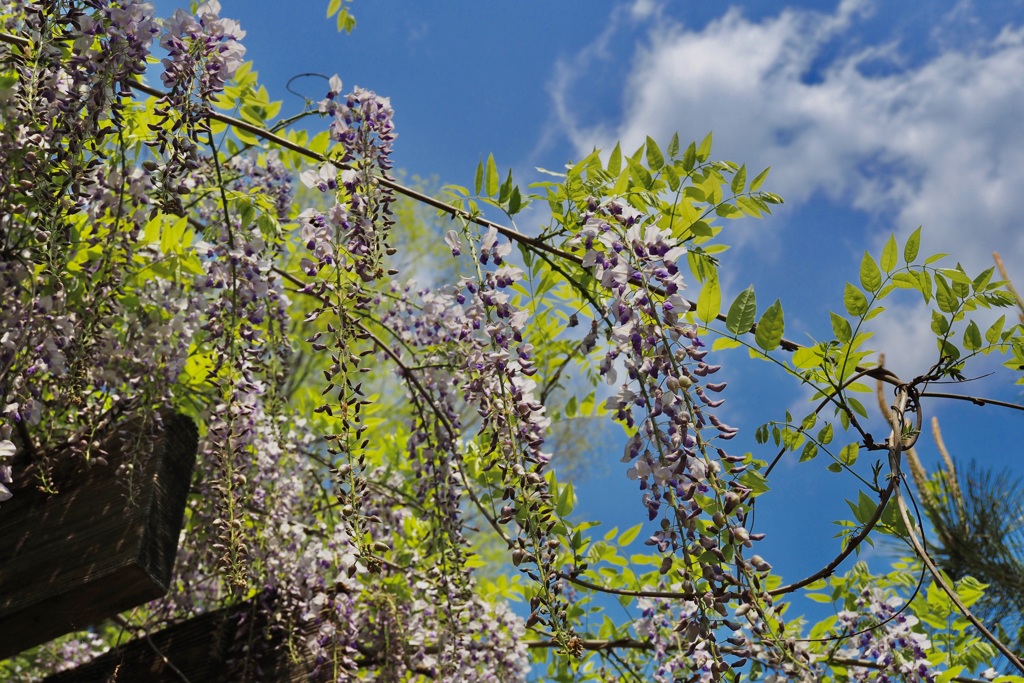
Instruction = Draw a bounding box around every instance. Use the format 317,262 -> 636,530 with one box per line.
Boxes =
919,391 -> 1024,413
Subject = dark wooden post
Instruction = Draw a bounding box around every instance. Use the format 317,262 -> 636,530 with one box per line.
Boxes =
0,412 -> 199,660
40,597 -> 316,683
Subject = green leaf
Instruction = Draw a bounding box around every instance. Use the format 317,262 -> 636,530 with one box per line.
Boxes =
924,252 -> 949,266
327,0 -> 342,17
663,164 -> 681,191
963,320 -> 982,350
863,305 -> 884,321
626,157 -> 653,189
697,276 -> 721,323
556,482 -> 575,517
972,266 -> 995,293
508,186 -> 522,215
848,396 -> 868,419
749,166 -> 770,192
940,266 -> 973,286
474,160 -> 483,196
682,142 -> 696,172
716,203 -> 742,219
839,442 -> 859,466
336,9 -> 355,32
618,524 -> 642,546
498,169 -> 514,204
607,143 -> 622,176
667,132 -> 680,158
712,337 -> 742,351
645,136 -> 664,171
936,668 -> 966,683
843,283 -> 868,317
955,576 -> 987,608
565,396 -> 577,418
697,131 -> 713,162
739,469 -> 770,496
818,423 -> 834,445
239,104 -> 267,126
880,234 -> 898,273
754,299 -> 784,352
860,252 -> 882,292
233,125 -> 260,146
730,164 -> 746,194
792,345 -> 823,369
161,216 -> 189,254
935,273 -> 956,313
986,315 -> 1006,344
736,196 -> 764,217
688,220 -> 713,238
904,226 -> 921,262
831,312 -> 852,343
827,462 -> 843,473
725,286 -> 757,335
800,442 -> 818,462
892,272 -> 919,290
918,270 -> 933,303
485,153 -> 499,197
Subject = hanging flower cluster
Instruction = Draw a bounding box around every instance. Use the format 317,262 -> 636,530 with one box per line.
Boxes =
567,197 -> 775,677
160,0 -> 246,96
302,75 -> 397,283
376,254 -> 571,652
837,587 -> 936,682
150,399 -> 531,682
0,1 -> 201,501
148,0 -> 246,215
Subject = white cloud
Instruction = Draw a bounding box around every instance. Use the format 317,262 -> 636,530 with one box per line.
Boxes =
552,0 -> 1024,375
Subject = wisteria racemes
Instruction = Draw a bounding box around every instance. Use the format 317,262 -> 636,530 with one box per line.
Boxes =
2,2 -> 1023,682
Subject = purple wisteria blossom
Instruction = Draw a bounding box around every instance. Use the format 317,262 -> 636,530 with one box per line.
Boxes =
838,588 -> 936,683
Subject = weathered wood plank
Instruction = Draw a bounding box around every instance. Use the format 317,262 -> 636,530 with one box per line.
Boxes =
0,413 -> 198,660
42,599 -> 314,683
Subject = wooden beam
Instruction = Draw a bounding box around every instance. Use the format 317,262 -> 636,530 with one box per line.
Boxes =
42,599 -> 315,683
0,413 -> 198,660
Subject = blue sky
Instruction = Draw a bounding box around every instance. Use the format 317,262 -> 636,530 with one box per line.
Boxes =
162,0 -> 1024,623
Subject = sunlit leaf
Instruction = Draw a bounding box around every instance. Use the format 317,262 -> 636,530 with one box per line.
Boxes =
485,153 -> 499,197
831,312 -> 852,343
725,286 -> 757,335
880,234 -> 898,273
860,252 -> 881,293
697,275 -> 721,323
645,136 -> 664,171
607,142 -> 622,176
839,443 -> 859,466
730,164 -> 746,194
754,299 -> 784,352
618,524 -> 642,546
697,131 -> 713,162
749,166 -> 770,192
844,283 -> 868,317
904,226 -> 921,262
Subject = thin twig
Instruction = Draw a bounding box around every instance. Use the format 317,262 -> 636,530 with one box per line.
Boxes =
557,571 -> 697,600
770,386 -> 920,597
993,251 -> 1024,324
895,477 -> 1024,672
919,391 -> 1024,413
